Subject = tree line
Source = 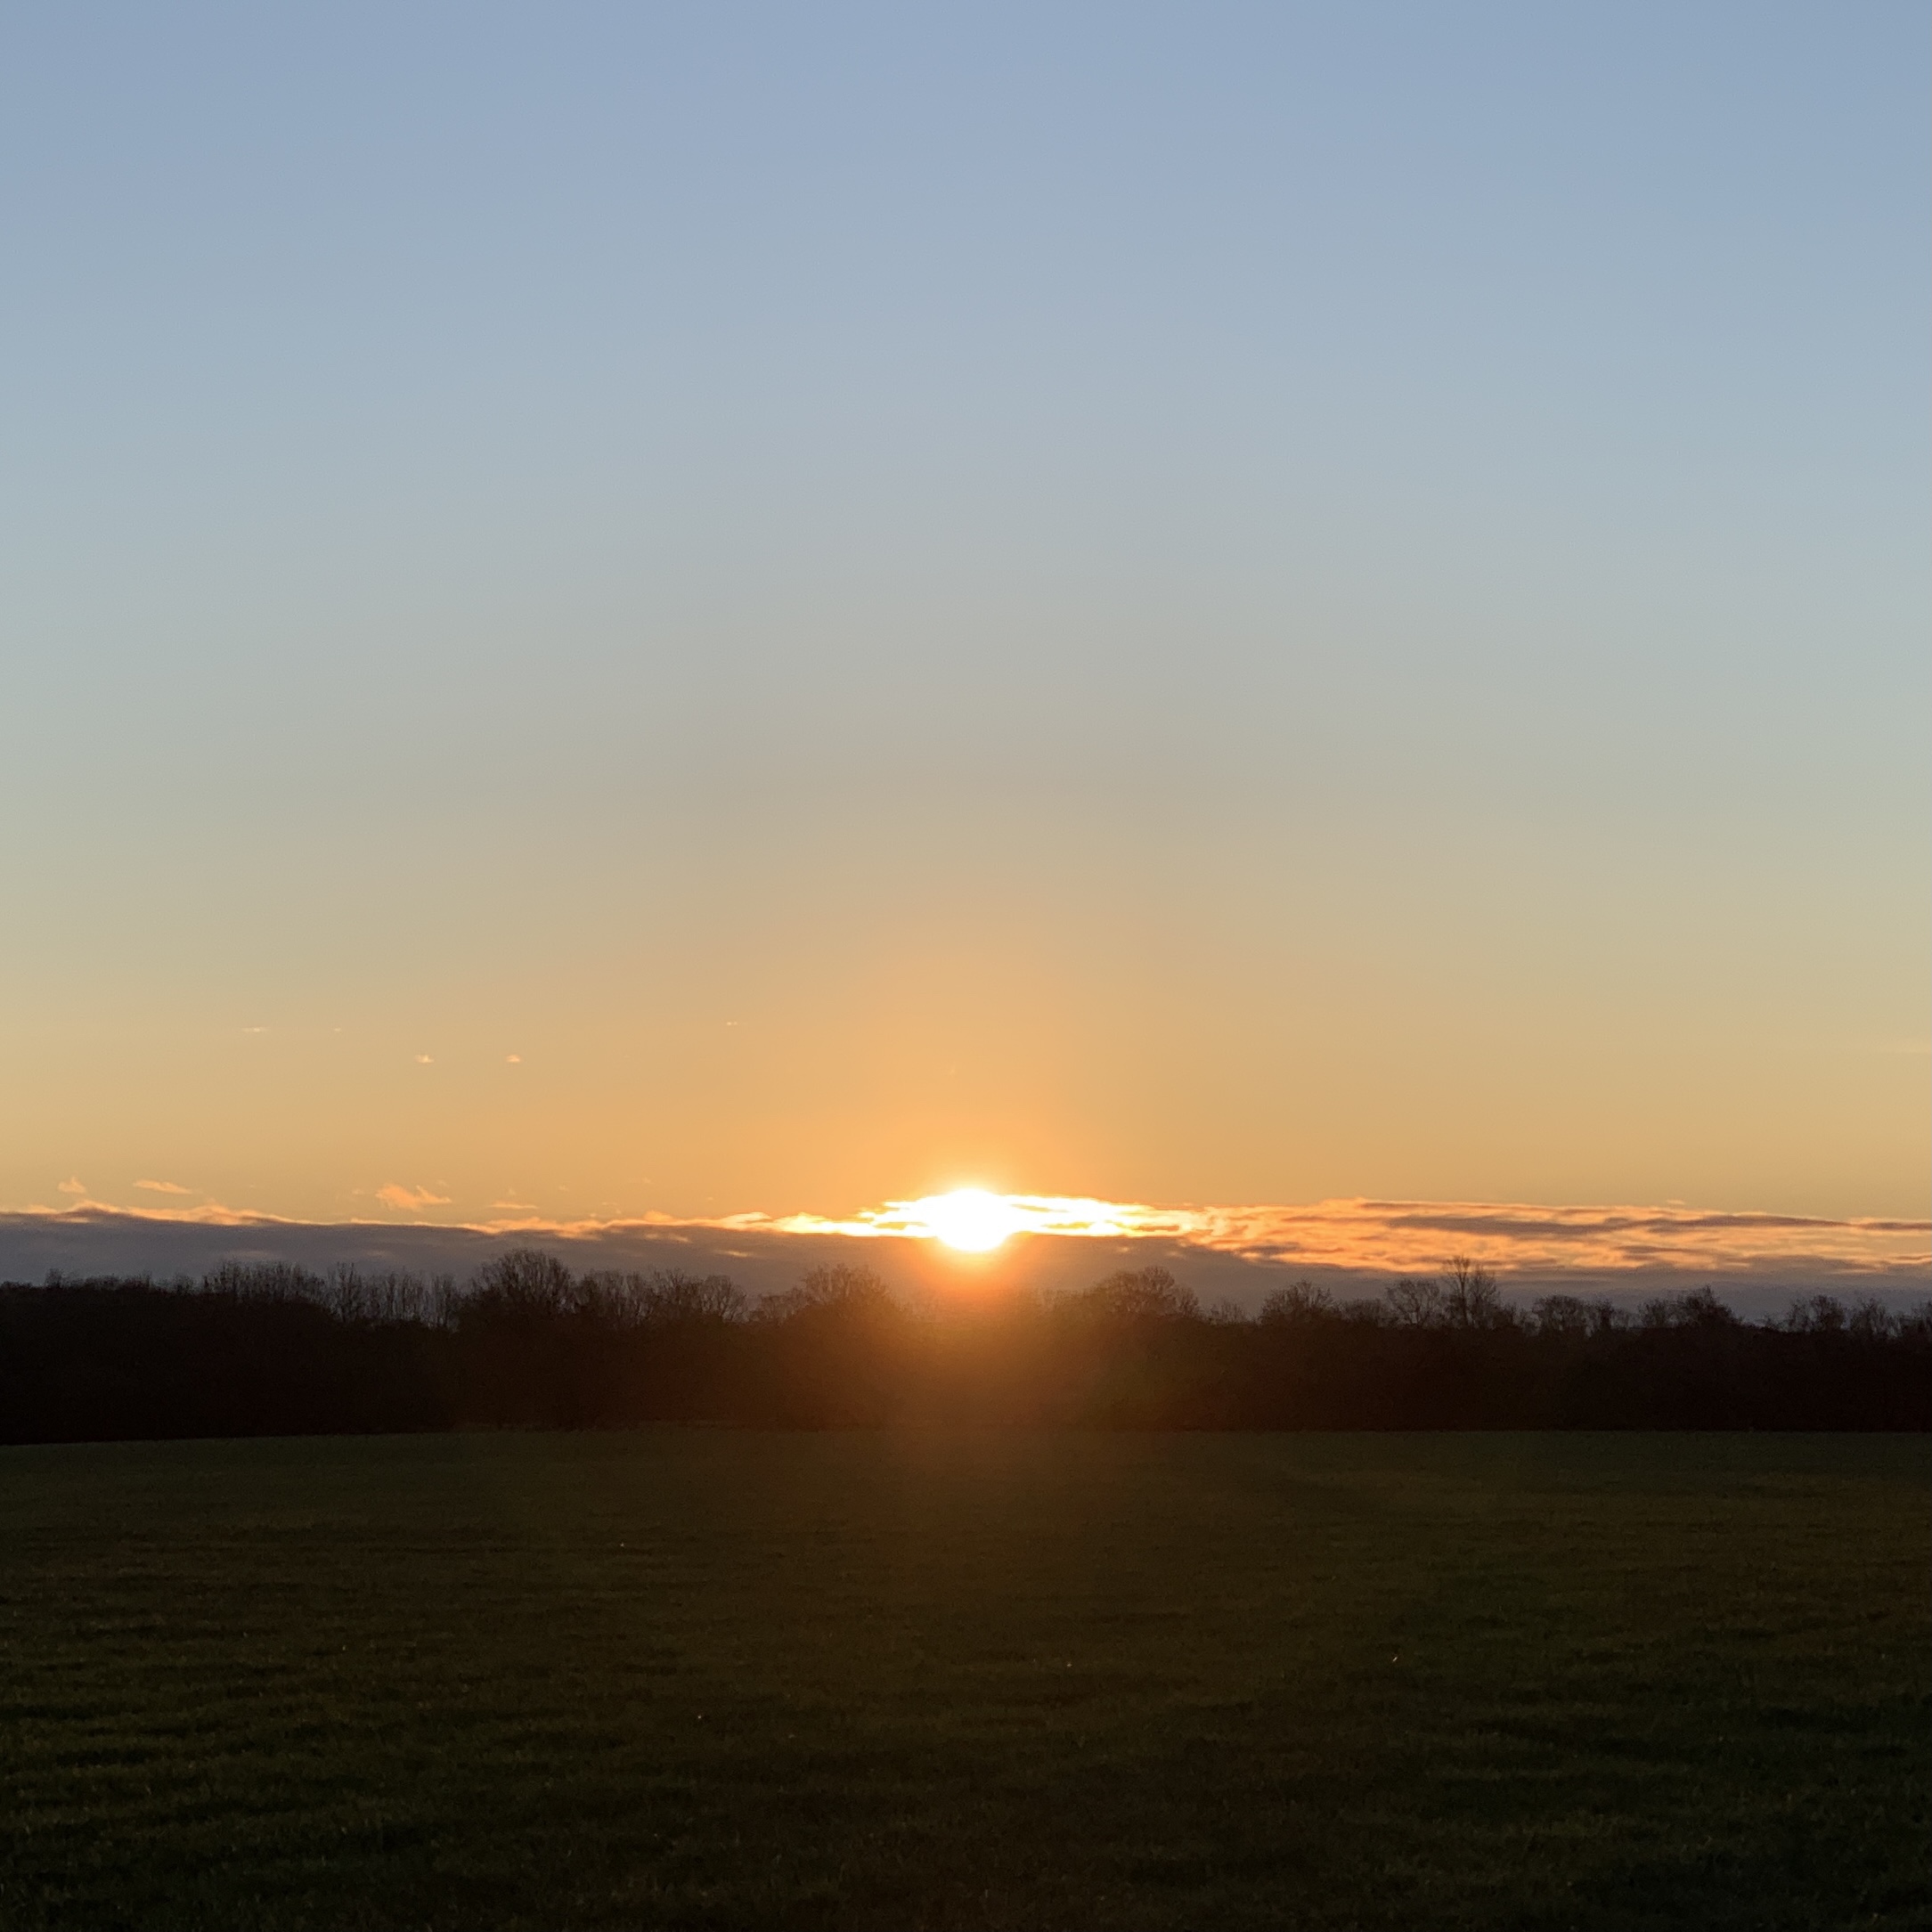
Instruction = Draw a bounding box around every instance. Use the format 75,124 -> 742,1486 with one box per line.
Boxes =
2,1251 -> 1927,1443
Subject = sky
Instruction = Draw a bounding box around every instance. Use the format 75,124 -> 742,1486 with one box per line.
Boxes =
2,3 -> 1926,1243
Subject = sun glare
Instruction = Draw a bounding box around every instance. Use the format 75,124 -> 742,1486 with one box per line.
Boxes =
920,1189 -> 1025,1252
762,1190 -> 1173,1247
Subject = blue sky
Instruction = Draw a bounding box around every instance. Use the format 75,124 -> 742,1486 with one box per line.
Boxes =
2,3 -> 1925,1225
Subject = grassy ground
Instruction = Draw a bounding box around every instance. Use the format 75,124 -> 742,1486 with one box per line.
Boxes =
0,1432 -> 1925,1931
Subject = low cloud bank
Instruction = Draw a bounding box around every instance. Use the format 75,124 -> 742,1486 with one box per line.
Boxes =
4,1197 -> 1925,1320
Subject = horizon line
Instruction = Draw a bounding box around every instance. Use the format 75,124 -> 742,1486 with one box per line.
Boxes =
6,1194 -> 1927,1280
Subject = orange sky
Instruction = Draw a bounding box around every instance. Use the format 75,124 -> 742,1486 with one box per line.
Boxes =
3,11 -> 1925,1243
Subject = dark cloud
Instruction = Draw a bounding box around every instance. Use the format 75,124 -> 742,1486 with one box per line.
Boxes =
4,1203 -> 1924,1321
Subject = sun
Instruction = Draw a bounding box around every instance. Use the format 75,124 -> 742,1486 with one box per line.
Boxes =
920,1189 -> 1025,1253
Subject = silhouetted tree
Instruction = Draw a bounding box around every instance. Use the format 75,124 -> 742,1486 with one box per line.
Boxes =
640,1270 -> 747,1324
3,1252 -> 1928,1442
1066,1267 -> 1200,1323
1257,1281 -> 1337,1326
1530,1293 -> 1625,1340
1386,1276 -> 1444,1326
1639,1285 -> 1739,1330
755,1261 -> 897,1322
1440,1257 -> 1507,1328
469,1247 -> 575,1317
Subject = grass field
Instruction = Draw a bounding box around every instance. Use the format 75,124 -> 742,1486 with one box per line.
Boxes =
1,1432 -> 1925,1930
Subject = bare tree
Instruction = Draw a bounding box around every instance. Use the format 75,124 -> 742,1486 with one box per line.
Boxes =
1070,1267 -> 1201,1322
1441,1256 -> 1507,1328
1386,1276 -> 1444,1326
1531,1294 -> 1623,1339
469,1247 -> 574,1317
1258,1280 -> 1337,1326
640,1270 -> 746,1325
1847,1296 -> 1898,1341
1781,1293 -> 1847,1334
1639,1285 -> 1737,1330
755,1261 -> 896,1321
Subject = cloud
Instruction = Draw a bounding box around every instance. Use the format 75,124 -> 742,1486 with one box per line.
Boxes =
697,1194 -> 1932,1282
376,1183 -> 453,1212
413,1054 -> 433,1065
1162,1198 -> 1932,1280
3,1192 -> 1923,1293
505,1055 -> 522,1064
9,1199 -> 277,1228
57,1177 -> 86,1194
134,1178 -> 192,1195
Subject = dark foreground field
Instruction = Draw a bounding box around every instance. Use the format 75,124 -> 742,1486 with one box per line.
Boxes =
2,1435 -> 1926,1931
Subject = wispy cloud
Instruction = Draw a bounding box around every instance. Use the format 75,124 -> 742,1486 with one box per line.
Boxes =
592,1194 -> 1932,1280
1165,1198 -> 1931,1278
376,1184 -> 453,1211
756,1195 -> 1161,1242
56,1177 -> 86,1195
1,1194 -> 1923,1286
134,1178 -> 192,1195
15,1199 -> 275,1227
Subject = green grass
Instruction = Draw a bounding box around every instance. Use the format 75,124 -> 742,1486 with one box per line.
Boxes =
0,1433 -> 1925,1931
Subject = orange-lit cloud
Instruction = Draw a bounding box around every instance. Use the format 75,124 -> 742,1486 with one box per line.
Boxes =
57,1177 -> 86,1194
3,1193 -> 1924,1284
749,1194 -> 1168,1243
1176,1198 -> 1930,1278
134,1178 -> 192,1195
711,1194 -> 1932,1279
376,1183 -> 453,1211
